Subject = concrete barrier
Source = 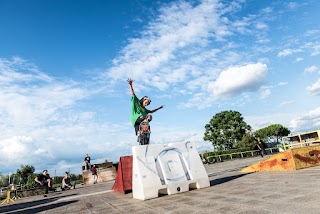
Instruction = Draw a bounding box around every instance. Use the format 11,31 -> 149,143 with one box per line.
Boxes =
132,142 -> 210,200
112,156 -> 133,194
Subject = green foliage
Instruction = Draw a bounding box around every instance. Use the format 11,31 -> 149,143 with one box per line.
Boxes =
15,165 -> 35,184
0,173 -> 7,186
26,174 -> 37,188
254,124 -> 290,145
204,110 -> 251,150
236,132 -> 256,149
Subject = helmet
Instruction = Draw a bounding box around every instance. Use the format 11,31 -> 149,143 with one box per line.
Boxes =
140,96 -> 151,105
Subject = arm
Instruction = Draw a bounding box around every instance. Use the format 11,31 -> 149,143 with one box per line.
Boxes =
35,176 -> 43,186
150,105 -> 164,113
127,78 -> 135,96
62,178 -> 72,188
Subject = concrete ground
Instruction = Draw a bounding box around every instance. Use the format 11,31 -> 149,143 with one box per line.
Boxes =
1,155 -> 320,214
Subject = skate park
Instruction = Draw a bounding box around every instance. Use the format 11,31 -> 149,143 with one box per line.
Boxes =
1,145 -> 320,214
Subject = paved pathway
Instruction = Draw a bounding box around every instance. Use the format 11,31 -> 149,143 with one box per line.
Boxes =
1,155 -> 320,214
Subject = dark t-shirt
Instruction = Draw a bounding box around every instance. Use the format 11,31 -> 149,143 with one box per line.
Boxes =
63,177 -> 71,185
37,174 -> 50,182
84,156 -> 91,163
91,167 -> 97,175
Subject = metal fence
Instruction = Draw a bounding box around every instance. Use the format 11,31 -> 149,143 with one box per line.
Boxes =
201,147 -> 280,164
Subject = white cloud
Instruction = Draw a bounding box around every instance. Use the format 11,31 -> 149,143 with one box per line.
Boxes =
0,136 -> 52,171
295,57 -> 304,62
106,0 -> 229,89
104,0 -> 271,93
245,113 -> 295,131
207,63 -> 268,98
290,107 -> 320,132
0,57 -> 129,174
261,7 -> 273,13
256,22 -> 268,30
305,30 -> 320,37
286,2 -> 299,10
304,42 -> 320,56
278,82 -> 288,86
278,100 -> 295,107
260,88 -> 271,99
277,49 -> 302,57
0,57 -> 52,84
0,57 -> 91,127
307,79 -> 320,96
304,65 -> 319,74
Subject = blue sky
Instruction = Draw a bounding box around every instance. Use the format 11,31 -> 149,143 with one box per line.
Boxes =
0,0 -> 319,175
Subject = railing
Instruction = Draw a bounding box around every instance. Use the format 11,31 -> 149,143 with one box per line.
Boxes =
201,141 -> 320,164
201,147 -> 280,164
282,141 -> 320,150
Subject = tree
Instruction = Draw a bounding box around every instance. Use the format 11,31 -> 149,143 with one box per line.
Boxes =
16,165 -> 35,184
204,110 -> 251,150
0,174 -> 9,186
254,124 -> 290,146
236,132 -> 256,149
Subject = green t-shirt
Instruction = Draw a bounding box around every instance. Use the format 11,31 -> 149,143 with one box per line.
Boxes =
131,95 -> 151,126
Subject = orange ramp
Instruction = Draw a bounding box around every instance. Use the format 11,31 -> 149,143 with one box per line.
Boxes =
241,145 -> 320,173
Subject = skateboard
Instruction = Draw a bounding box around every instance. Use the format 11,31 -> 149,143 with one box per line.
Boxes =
138,114 -> 152,145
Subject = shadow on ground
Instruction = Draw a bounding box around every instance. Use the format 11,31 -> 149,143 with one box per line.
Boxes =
0,193 -> 78,213
5,200 -> 78,214
209,174 -> 248,186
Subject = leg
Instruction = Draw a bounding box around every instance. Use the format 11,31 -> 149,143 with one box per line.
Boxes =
134,115 -> 148,135
43,183 -> 49,194
85,161 -> 89,170
47,179 -> 51,188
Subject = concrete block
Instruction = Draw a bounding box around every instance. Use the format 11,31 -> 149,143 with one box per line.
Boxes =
132,141 -> 210,200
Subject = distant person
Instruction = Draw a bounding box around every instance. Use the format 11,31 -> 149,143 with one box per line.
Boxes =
35,170 -> 55,196
61,172 -> 76,190
91,164 -> 98,184
127,78 -> 164,142
257,137 -> 267,155
255,138 -> 266,157
84,154 -> 91,171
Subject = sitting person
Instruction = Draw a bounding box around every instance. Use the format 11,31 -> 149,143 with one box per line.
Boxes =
35,169 -> 55,195
61,172 -> 76,190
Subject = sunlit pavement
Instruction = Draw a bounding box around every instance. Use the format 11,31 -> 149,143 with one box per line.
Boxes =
1,155 -> 320,214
